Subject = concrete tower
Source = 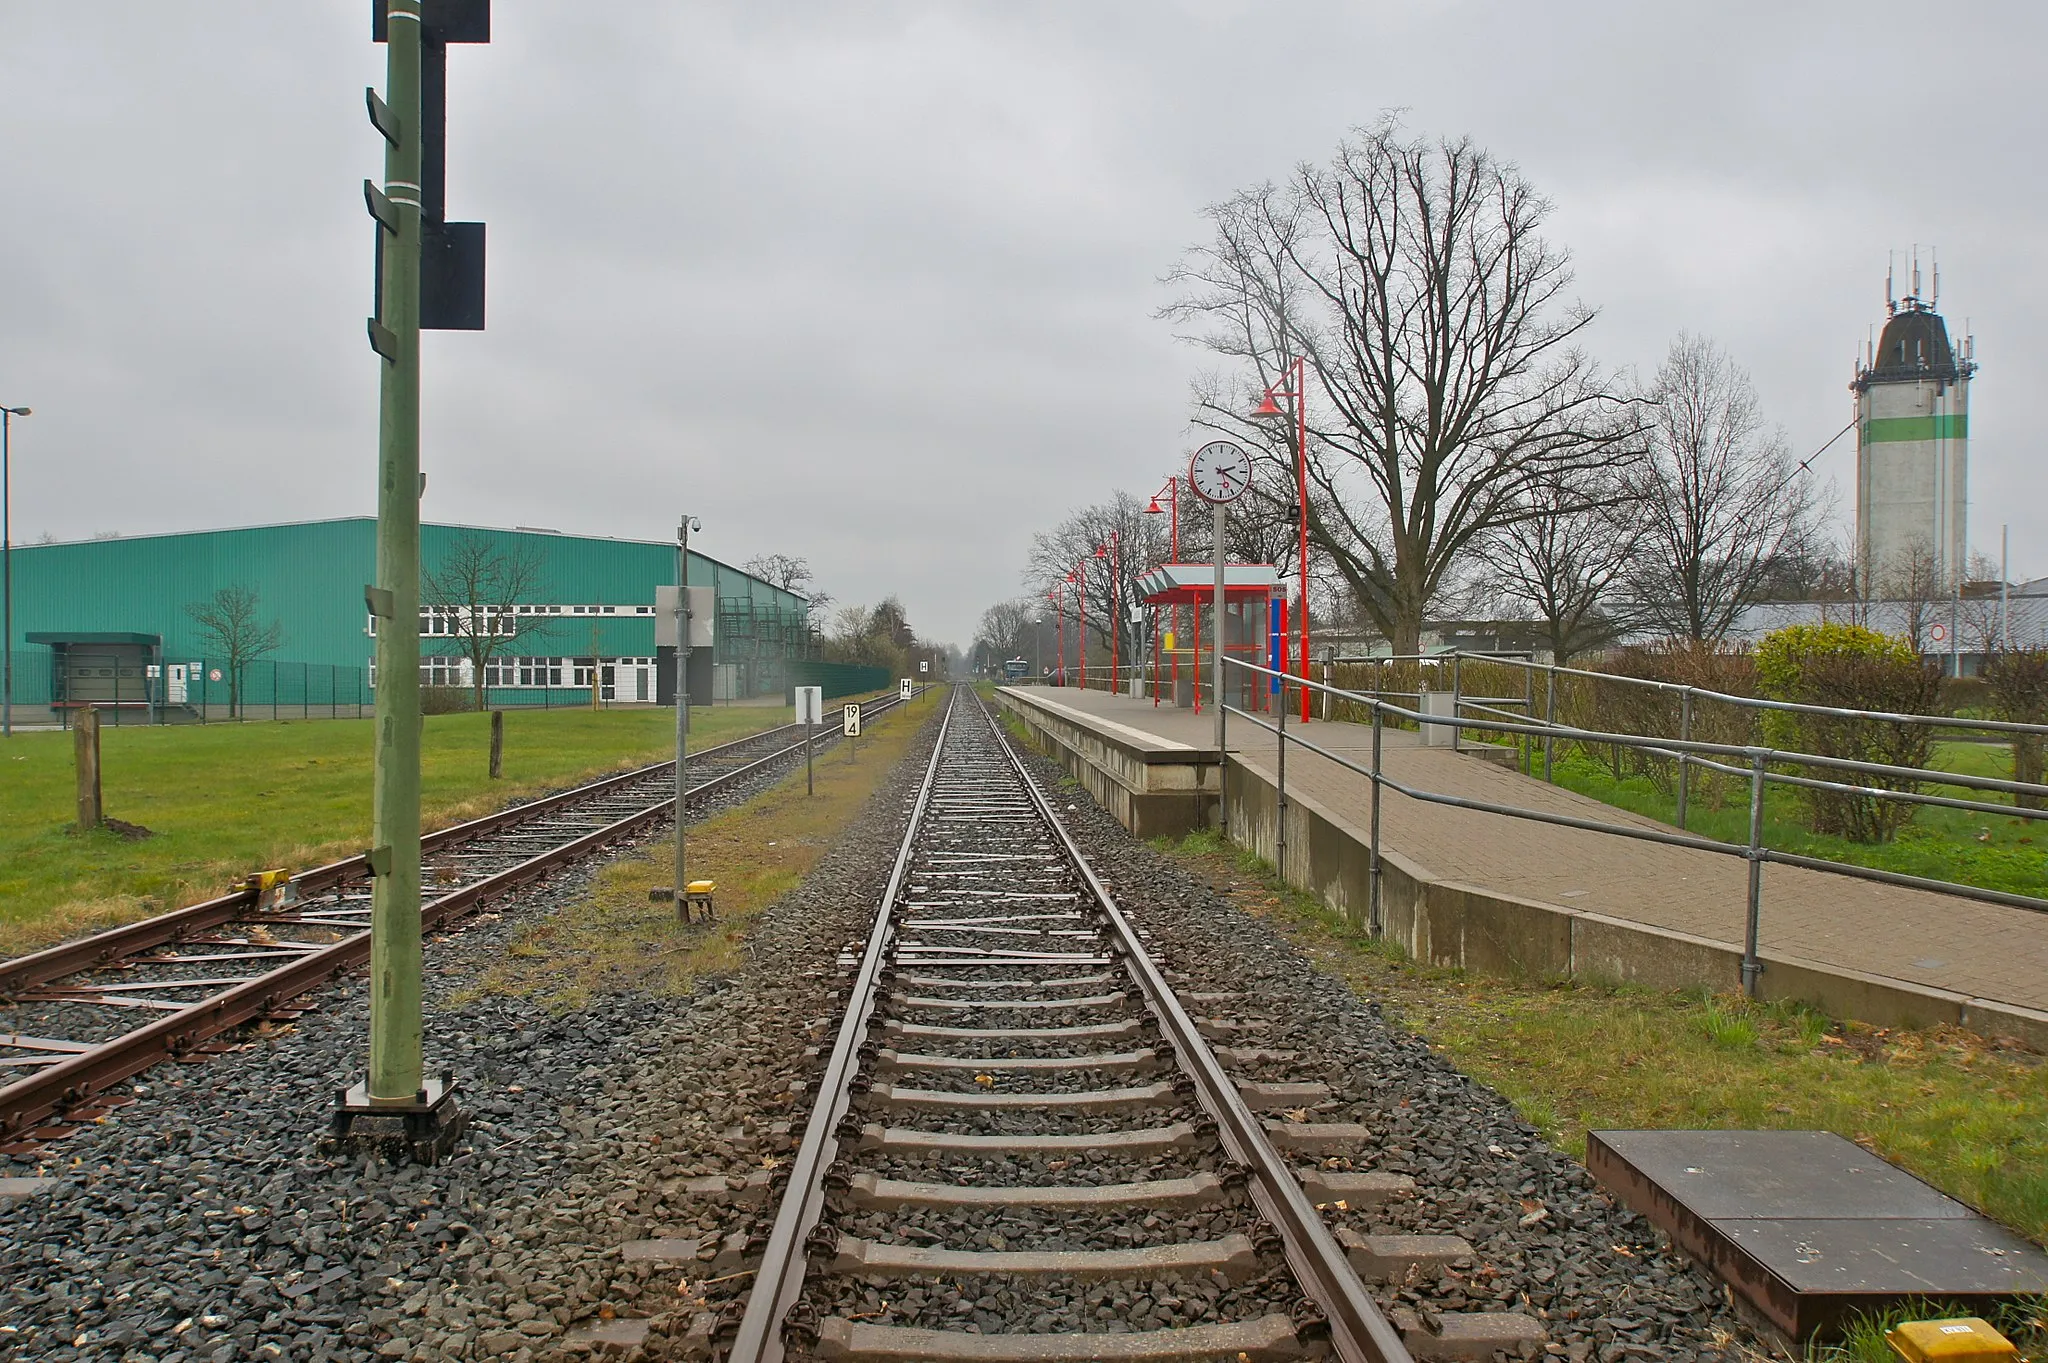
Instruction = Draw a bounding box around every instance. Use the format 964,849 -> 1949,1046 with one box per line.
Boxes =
1851,254 -> 1976,594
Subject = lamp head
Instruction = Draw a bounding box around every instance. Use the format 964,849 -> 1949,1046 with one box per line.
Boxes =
1249,394 -> 1285,420
1145,498 -> 1163,515
2,407 -> 28,417
1095,545 -> 1108,559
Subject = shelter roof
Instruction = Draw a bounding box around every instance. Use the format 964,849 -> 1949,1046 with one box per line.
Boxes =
27,631 -> 161,645
1138,563 -> 1280,606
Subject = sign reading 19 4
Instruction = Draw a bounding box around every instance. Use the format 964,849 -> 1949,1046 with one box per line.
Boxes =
1188,440 -> 1252,504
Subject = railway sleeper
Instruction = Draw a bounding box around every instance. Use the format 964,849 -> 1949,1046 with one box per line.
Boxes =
1389,1306 -> 1548,1361
827,1230 -> 1261,1282
884,1019 -> 1145,1043
890,992 -> 1128,1012
867,1080 -> 1177,1112
811,1311 -> 1310,1362
845,1170 -> 1226,1211
858,1120 -> 1200,1155
1333,1227 -> 1476,1283
1297,1169 -> 1416,1207
874,1048 -> 1161,1077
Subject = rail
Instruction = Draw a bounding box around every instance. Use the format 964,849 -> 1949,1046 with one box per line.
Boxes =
0,692 -> 915,1145
724,686 -> 1412,1363
1217,657 -> 2048,998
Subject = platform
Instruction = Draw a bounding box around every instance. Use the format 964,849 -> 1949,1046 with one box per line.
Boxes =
994,686 -> 2048,1048
1589,1130 -> 2048,1341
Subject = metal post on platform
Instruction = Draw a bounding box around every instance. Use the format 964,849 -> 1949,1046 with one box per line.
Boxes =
1450,652 -> 1462,752
1368,704 -> 1383,936
1212,501 -> 1226,752
1742,751 -> 1766,997
1676,689 -> 1693,831
1521,663 -> 1533,774
1276,672 -> 1287,880
1542,667 -> 1556,783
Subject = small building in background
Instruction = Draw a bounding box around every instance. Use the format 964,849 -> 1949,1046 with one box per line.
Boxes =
4,518 -> 817,725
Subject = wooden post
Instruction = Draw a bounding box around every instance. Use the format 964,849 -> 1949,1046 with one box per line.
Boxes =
74,706 -> 102,831
488,709 -> 504,779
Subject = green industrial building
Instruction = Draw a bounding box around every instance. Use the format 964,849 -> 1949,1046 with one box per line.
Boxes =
5,518 -> 817,723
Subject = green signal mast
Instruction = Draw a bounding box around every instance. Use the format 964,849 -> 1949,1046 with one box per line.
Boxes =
332,0 -> 489,1163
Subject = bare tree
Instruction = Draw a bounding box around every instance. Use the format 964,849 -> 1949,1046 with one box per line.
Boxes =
421,532 -> 553,712
1479,463 -> 1644,664
1166,118 -> 1643,653
1025,491 -> 1171,671
743,553 -> 813,593
1879,538 -> 1945,654
184,586 -> 285,719
974,598 -> 1039,670
1629,333 -> 1817,643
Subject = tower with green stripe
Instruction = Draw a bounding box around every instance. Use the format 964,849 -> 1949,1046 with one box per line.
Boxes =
1851,264 -> 1977,595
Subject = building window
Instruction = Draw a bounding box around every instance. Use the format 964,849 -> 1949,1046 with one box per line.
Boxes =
420,657 -> 468,687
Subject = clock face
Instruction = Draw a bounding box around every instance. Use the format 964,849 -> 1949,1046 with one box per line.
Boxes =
1188,441 -> 1253,504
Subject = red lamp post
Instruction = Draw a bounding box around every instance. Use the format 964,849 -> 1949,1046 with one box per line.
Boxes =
1095,532 -> 1121,695
1068,568 -> 1086,689
1143,476 -> 1180,705
1252,356 -> 1312,721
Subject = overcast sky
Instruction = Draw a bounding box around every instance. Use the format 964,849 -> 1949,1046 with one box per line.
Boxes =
4,3 -> 2042,646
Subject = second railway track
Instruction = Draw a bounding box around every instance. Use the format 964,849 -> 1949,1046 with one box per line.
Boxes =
721,688 -> 1524,1363
0,694 -> 910,1155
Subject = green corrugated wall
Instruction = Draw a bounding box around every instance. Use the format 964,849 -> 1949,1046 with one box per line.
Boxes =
6,518 -> 811,704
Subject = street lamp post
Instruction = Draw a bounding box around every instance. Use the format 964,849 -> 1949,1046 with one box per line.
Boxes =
1143,476 -> 1180,704
1,406 -> 29,740
1070,567 -> 1087,689
1251,356 -> 1312,722
1095,531 -> 1121,695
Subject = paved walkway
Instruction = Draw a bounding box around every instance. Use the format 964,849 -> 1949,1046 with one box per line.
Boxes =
1015,687 -> 2048,1016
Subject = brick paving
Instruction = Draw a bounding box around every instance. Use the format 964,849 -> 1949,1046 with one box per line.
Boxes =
1021,687 -> 2048,1014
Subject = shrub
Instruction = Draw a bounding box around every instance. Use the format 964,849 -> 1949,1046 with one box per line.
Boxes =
1755,623 -> 1942,842
419,685 -> 477,715
1983,649 -> 2048,810
1563,642 -> 1758,807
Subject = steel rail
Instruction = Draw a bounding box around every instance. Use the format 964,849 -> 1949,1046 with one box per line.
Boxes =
0,694 -> 909,1144
725,687 -> 1411,1363
983,690 -> 1411,1363
723,692 -> 956,1363
0,717 -> 820,996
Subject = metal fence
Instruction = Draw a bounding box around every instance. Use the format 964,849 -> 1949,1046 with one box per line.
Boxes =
23,653 -> 374,727
1219,655 -> 2048,998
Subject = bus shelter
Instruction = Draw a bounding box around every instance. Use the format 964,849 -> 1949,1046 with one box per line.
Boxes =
1135,564 -> 1280,712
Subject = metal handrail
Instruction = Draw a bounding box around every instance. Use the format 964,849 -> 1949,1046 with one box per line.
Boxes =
1219,656 -> 2048,999
1336,648 -> 2048,741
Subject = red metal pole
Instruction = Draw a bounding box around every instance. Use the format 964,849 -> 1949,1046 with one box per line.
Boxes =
1109,532 -> 1120,696
1076,565 -> 1087,691
1294,355 -> 1311,722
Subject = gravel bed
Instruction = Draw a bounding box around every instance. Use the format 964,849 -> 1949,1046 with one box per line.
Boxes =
862,1149 -> 1217,1189
796,1266 -> 1308,1341
1006,736 -> 1753,1361
0,717 -> 940,1363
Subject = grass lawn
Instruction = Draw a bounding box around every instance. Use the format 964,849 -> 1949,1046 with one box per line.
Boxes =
1152,831 -> 2048,1249
0,705 -> 798,956
455,688 -> 943,1011
1513,738 -> 2048,900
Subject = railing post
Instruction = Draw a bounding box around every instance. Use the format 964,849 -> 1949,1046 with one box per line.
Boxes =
1368,703 -> 1384,936
1542,667 -> 1556,783
1742,750 -> 1767,998
1450,652 -> 1462,752
1276,672 -> 1287,883
1320,654 -> 1330,721
1676,688 -> 1693,830
1522,662 -> 1534,775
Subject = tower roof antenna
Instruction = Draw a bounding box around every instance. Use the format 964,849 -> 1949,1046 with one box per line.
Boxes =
1886,251 -> 1896,314
1932,246 -> 1939,309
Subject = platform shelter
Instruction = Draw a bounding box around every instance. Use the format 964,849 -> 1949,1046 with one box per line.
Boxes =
1135,563 -> 1281,712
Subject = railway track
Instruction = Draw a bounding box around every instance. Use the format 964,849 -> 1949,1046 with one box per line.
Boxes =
0,694 -> 909,1155
724,688 -> 1437,1363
